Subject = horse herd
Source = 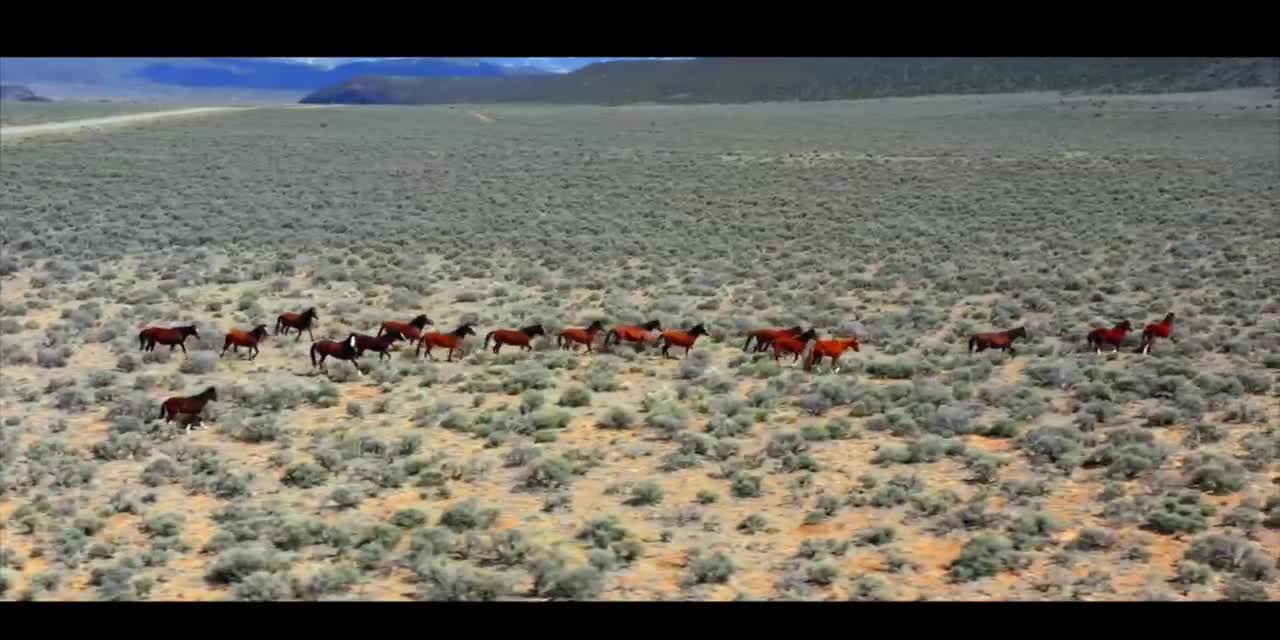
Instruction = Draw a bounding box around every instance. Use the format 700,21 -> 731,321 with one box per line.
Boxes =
138,306 -> 1178,429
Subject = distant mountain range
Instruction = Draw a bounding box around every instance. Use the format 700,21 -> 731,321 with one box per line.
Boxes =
0,58 -> 577,101
300,57 -> 1280,106
0,84 -> 51,102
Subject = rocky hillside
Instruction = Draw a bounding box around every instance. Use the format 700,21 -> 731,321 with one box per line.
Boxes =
300,57 -> 1280,106
0,85 -> 51,102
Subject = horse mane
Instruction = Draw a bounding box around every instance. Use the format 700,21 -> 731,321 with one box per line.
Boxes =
198,387 -> 217,399
520,324 -> 544,336
451,324 -> 474,337
799,328 -> 818,340
1162,313 -> 1175,323
587,320 -> 604,331
302,307 -> 318,318
641,320 -> 661,331
410,314 -> 431,328
688,323 -> 707,335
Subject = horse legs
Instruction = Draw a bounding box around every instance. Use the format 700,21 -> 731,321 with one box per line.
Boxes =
179,342 -> 187,355
307,328 -> 315,342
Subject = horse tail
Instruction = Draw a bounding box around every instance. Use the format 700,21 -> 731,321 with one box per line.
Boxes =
483,331 -> 495,350
309,343 -> 319,367
274,316 -> 283,335
376,325 -> 385,339
967,336 -> 977,353
603,330 -> 618,347
743,334 -> 754,352
1086,331 -> 1098,349
139,330 -> 148,350
158,402 -> 168,421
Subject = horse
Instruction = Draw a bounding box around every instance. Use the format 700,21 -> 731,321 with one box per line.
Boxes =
743,326 -> 804,353
805,336 -> 861,372
220,325 -> 269,360
557,320 -> 605,352
968,326 -> 1028,356
139,325 -> 200,354
311,334 -> 361,373
1086,320 -> 1132,354
1138,313 -> 1176,354
770,328 -> 818,363
353,331 -> 402,361
483,324 -> 546,354
378,314 -> 432,343
416,324 -> 476,362
602,320 -> 662,351
657,323 -> 708,359
276,307 -> 318,342
158,386 -> 217,432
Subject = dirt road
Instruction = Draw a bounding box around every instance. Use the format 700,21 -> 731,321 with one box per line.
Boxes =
0,106 -> 254,141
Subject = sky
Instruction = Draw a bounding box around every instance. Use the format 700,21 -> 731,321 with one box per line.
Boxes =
279,58 -> 648,73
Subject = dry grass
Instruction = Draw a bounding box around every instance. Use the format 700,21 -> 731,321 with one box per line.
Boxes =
1,89 -> 1277,602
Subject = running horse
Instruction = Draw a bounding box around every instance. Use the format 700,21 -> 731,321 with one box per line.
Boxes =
416,324 -> 476,362
158,387 -> 217,432
311,334 -> 362,373
220,325 -> 269,360
483,324 -> 546,354
378,314 -> 432,343
743,326 -> 804,353
656,323 -> 709,359
968,326 -> 1028,356
1086,320 -> 1132,354
602,320 -> 662,351
276,307 -> 319,342
1138,313 -> 1175,355
352,331 -> 403,361
139,325 -> 200,354
770,328 -> 818,363
557,320 -> 605,353
805,336 -> 861,372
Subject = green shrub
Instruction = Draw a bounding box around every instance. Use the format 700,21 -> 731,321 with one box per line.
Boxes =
232,571 -> 293,601
1184,454 -> 1248,495
1183,534 -> 1275,582
1144,492 -> 1215,535
730,474 -> 763,498
598,407 -> 636,430
737,514 -> 769,535
281,462 -> 327,488
683,551 -> 735,586
414,560 -> 510,601
522,456 -> 575,491
948,534 -> 1023,583
439,499 -> 499,532
626,482 -> 665,506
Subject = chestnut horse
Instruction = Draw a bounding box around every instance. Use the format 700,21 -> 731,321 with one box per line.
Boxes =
968,326 -> 1028,356
416,324 -> 476,362
353,331 -> 402,361
311,334 -> 361,372
603,320 -> 662,350
743,326 -> 804,353
657,323 -> 708,359
557,320 -> 605,352
139,325 -> 200,354
1138,313 -> 1175,354
1086,320 -> 1132,354
378,314 -> 432,343
221,325 -> 269,360
484,324 -> 546,354
158,386 -> 217,432
771,328 -> 818,363
276,307 -> 319,342
805,336 -> 861,372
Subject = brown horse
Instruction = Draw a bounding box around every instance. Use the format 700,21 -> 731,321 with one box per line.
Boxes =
743,326 -> 804,353
805,336 -> 861,372
557,321 -> 605,352
603,320 -> 662,350
311,334 -> 361,372
378,314 -> 432,343
483,324 -> 546,354
968,326 -> 1028,356
276,307 -> 318,342
221,325 -> 269,360
158,386 -> 217,432
1138,313 -> 1175,355
139,325 -> 200,354
1086,321 -> 1132,354
416,324 -> 476,362
770,328 -> 818,363
353,331 -> 402,361
657,323 -> 708,359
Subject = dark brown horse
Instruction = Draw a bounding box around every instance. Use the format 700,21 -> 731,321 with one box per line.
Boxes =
656,323 -> 708,359
352,331 -> 401,361
603,320 -> 662,351
557,320 -> 605,352
1138,313 -> 1176,355
770,328 -> 818,363
276,307 -> 318,342
311,333 -> 361,373
1086,321 -> 1132,354
378,314 -> 432,343
139,325 -> 200,354
416,324 -> 476,362
743,326 -> 804,353
158,386 -> 217,432
968,326 -> 1028,356
221,325 -> 269,360
483,324 -> 546,354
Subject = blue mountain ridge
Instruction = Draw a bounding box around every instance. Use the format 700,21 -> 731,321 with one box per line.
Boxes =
131,58 -> 538,91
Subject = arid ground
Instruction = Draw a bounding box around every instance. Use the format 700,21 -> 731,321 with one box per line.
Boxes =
0,89 -> 1276,601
